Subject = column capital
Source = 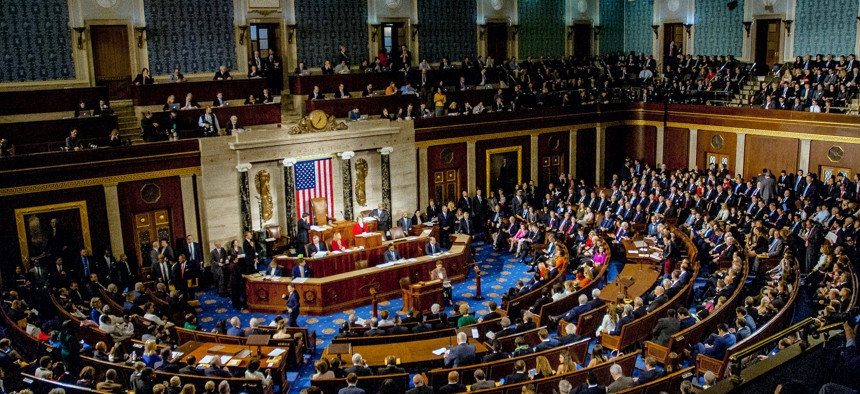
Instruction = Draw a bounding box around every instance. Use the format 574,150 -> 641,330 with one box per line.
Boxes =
379,147 -> 394,155
236,163 -> 253,172
338,151 -> 355,160
282,158 -> 297,167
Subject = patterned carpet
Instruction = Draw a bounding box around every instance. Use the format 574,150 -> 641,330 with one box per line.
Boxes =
191,241 -> 623,393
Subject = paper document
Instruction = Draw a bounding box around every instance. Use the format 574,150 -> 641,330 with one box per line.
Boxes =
208,345 -> 225,352
471,328 -> 479,339
422,229 -> 432,236
432,347 -> 448,356
199,355 -> 215,364
291,277 -> 308,284
313,251 -> 327,258
267,348 -> 287,357
220,356 -> 232,364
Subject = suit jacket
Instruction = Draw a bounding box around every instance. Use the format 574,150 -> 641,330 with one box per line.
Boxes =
291,265 -> 312,279
182,242 -> 204,265
425,243 -> 442,255
651,317 -> 680,346
264,266 -> 282,277
703,333 -> 736,359
503,372 -> 529,385
637,368 -> 665,385
607,376 -> 635,393
307,242 -> 327,254
344,366 -> 374,377
337,386 -> 366,394
384,249 -> 401,262
444,343 -> 476,367
470,380 -> 496,390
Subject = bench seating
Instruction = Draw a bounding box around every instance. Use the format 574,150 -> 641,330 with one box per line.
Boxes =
0,86 -> 108,116
644,258 -> 750,365
331,317 -> 502,346
537,263 -> 609,327
311,373 -> 410,394
426,338 -> 590,391
20,373 -> 113,394
492,326 -> 546,353
503,244 -> 570,319
613,367 -> 695,394
0,115 -> 119,154
133,79 -> 269,106
558,303 -> 608,339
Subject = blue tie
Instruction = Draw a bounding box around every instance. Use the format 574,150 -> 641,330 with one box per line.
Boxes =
83,257 -> 90,277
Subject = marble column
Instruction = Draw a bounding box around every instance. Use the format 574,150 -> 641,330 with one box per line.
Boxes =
595,126 -> 605,186
338,151 -> 355,221
282,158 -> 297,240
569,129 -> 578,178
798,139 -> 811,173
688,128 -> 698,169
655,126 -> 665,165
102,183 -> 125,256
179,174 -> 199,240
466,141 -> 476,193
735,133 -> 746,175
380,147 -> 393,226
237,163 -> 253,233
418,147 -> 429,209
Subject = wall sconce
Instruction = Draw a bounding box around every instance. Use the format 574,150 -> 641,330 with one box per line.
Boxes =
684,23 -> 693,38
411,23 -> 419,41
743,21 -> 752,37
511,25 -> 520,39
651,25 -> 660,39
567,25 -> 575,40
134,26 -> 147,48
593,25 -> 601,40
783,20 -> 793,36
370,25 -> 380,42
479,24 -> 487,40
237,25 -> 249,45
72,27 -> 86,50
287,24 -> 296,44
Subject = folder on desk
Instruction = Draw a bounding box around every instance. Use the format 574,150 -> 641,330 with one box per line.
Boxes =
432,347 -> 448,356
313,251 -> 327,258
199,355 -> 215,364
267,348 -> 286,357
208,345 -> 225,352
292,277 -> 308,284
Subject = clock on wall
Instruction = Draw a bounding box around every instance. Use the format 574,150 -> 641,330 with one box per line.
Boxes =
491,0 -> 504,11
828,146 -> 845,162
577,0 -> 588,14
710,134 -> 724,150
440,148 -> 455,164
309,110 -> 329,130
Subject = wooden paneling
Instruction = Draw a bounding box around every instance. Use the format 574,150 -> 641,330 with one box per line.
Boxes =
476,136 -> 532,195
0,186 -> 110,279
0,86 -> 108,116
426,143 -> 467,204
537,131 -> 570,186
696,129 -> 737,170
90,25 -> 131,79
0,115 -> 119,155
604,125 -> 656,183
576,128 -> 596,185
663,127 -> 689,170
118,177 -> 187,271
744,135 -> 799,179
809,140 -> 860,177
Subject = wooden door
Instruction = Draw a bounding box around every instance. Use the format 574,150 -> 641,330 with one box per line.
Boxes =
250,24 -> 281,55
433,169 -> 460,206
573,24 -> 592,59
706,152 -> 731,169
663,23 -> 684,64
90,25 -> 132,100
134,210 -> 172,276
755,19 -> 781,70
820,166 -> 851,181
487,23 -> 508,63
540,155 -> 565,187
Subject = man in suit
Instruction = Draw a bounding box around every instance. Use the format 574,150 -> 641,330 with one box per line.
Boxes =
695,323 -> 737,359
481,301 -> 501,322
550,294 -> 591,324
556,322 -> 582,345
376,355 -> 406,375
503,360 -> 530,385
344,354 -> 373,377
212,65 -> 232,80
437,206 -> 454,248
177,356 -> 201,376
159,239 -> 174,262
458,211 -> 474,235
444,332 -> 476,367
226,317 -> 244,336
406,375 -> 434,394
297,212 -> 311,250
28,259 -> 50,289
338,373 -> 366,394
282,283 -> 300,327
533,328 -> 558,352
210,242 -> 228,296
383,244 -> 401,263
182,234 -> 203,269
309,86 -> 325,100
650,309 -> 681,346
371,203 -> 391,238
291,259 -> 312,279
425,237 -> 443,255
242,231 -> 258,273
109,253 -> 136,290
307,235 -> 327,255
148,241 -> 161,267
151,254 -> 171,285
397,211 -> 412,232
438,371 -> 467,394
606,364 -> 635,393
636,357 -> 665,385
470,369 -> 496,390
204,358 -> 233,378
646,286 -> 668,313
171,254 -> 196,299
76,248 -> 100,283
264,261 -> 282,277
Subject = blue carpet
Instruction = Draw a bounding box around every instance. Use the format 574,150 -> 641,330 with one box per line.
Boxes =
194,241 -> 546,393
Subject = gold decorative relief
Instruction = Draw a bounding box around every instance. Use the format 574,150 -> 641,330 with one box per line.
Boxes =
254,170 -> 273,222
355,158 -> 368,207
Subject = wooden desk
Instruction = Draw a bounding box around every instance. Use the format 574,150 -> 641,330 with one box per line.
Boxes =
622,237 -> 664,263
0,86 -> 108,116
355,232 -> 383,248
401,279 -> 443,313
133,79 -> 269,106
246,235 -> 473,315
0,115 -> 119,154
321,335 -> 488,371
150,103 -> 281,134
174,341 -> 287,379
307,220 -> 378,247
599,263 -> 660,302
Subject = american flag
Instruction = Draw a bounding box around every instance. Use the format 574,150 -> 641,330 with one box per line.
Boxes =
295,158 -> 334,221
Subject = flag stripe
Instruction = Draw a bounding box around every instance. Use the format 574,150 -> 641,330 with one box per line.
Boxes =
295,158 -> 334,222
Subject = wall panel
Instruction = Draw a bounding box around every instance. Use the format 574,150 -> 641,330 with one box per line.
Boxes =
295,0 -> 369,68
476,136 -> 532,197
599,0 -> 624,54
624,0 -> 654,55
537,131 -> 570,186
418,0 -> 477,62
576,128 -> 596,185
118,177 -> 187,269
744,135 -> 799,180
794,0 -> 858,57
0,1 -> 74,82
517,0 -> 565,58
809,140 -> 860,178
663,127 -> 689,170
695,129 -> 737,170
694,0 -> 745,56
426,143 -> 467,205
605,125 -> 656,183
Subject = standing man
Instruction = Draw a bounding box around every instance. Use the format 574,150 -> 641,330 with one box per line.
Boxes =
266,49 -> 283,94
282,283 -> 300,327
242,231 -> 259,273
172,254 -> 196,299
371,203 -> 391,239
183,235 -> 203,271
297,213 -> 311,253
210,242 -> 228,297
437,205 -> 453,249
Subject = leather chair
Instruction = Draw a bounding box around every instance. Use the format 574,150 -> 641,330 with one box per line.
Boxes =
354,260 -> 368,270
311,197 -> 329,226
389,226 -> 407,240
265,225 -> 290,254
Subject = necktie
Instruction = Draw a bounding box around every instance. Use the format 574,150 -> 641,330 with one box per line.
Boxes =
161,263 -> 168,280
465,221 -> 469,233
83,258 -> 90,277
37,267 -> 41,277
182,263 -> 186,278
190,244 -> 194,260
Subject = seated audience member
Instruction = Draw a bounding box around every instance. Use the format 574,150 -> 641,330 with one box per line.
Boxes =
212,92 -> 228,107
261,89 -> 275,103
348,107 -> 361,121
133,67 -> 154,85
636,356 -> 665,384
105,129 -> 122,147
438,371 -> 466,394
504,360 -> 530,385
344,353 -> 373,376
226,115 -> 241,135
213,65 -> 232,80
444,332 -> 476,367
182,93 -> 200,110
248,65 -> 262,78
294,61 -> 308,74
198,106 -> 221,137
169,68 -> 186,82
94,99 -> 113,116
0,138 -> 14,157
65,129 -> 82,151
244,94 -> 258,105
607,364 -> 635,393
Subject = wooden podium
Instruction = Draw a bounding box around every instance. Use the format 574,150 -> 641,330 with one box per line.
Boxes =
354,232 -> 383,249
400,278 -> 443,314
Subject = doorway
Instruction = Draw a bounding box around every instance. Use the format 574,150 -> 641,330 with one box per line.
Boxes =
663,23 -> 685,67
540,155 -> 565,187
573,24 -> 592,59
433,169 -> 460,206
90,25 -> 132,100
134,209 -> 172,277
755,19 -> 781,71
706,152 -> 731,169
250,24 -> 280,57
487,23 -> 509,63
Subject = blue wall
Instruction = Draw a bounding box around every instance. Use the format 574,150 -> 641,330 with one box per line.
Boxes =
143,0 -> 236,75
624,0 -> 653,55
0,0 -> 74,82
794,0 -> 858,57
518,0 -> 565,58
295,0 -> 368,68
417,0 -> 477,62
694,0 -> 744,56
599,0 -> 624,54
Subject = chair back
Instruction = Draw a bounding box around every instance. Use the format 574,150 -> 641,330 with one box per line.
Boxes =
390,226 -> 407,240
311,197 -> 328,225
399,277 -> 411,290
355,260 -> 369,270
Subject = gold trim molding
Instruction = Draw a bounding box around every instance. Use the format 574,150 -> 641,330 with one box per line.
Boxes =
0,167 -> 200,198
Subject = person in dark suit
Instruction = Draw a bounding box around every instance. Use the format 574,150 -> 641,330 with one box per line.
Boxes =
204,358 -> 232,377
296,212 -> 311,249
458,211 -> 474,235
264,261 -> 282,277
383,245 -> 401,263
533,328 -> 558,352
309,86 -> 325,100
650,309 -> 681,346
437,206 -> 454,248
282,283 -> 300,327
151,255 -> 171,285
225,116 -> 242,135
377,355 -> 405,375
481,301 -> 501,322
344,354 -> 373,377
550,294 -> 591,324
503,360 -> 529,384
437,371 -> 467,394
178,356 -> 201,376
695,323 -> 737,359
291,259 -> 312,279
182,235 -> 203,269
406,375 -> 434,394
242,231 -> 258,273
307,235 -> 327,255
636,356 -> 665,385
646,286 -> 669,313
556,322 -> 582,345
397,211 -> 412,232
425,237 -> 443,255
443,332 -> 476,368
338,373 -> 366,394
213,66 -> 232,80
171,254 -> 196,299
481,340 -> 509,363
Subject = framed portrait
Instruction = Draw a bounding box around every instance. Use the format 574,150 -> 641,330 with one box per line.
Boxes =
15,201 -> 91,265
486,146 -> 522,195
